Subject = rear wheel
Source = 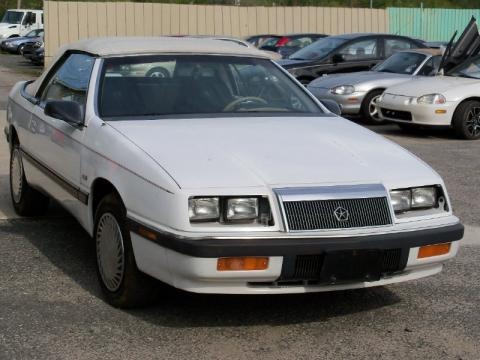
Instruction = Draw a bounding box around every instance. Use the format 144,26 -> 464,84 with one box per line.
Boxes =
94,193 -> 159,308
361,89 -> 384,124
10,143 -> 49,216
452,100 -> 480,140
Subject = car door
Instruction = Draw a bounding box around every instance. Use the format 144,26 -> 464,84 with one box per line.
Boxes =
322,37 -> 380,76
26,53 -> 95,216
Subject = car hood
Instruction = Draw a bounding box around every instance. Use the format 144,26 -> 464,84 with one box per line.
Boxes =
308,71 -> 410,88
384,75 -> 480,97
108,116 -> 439,190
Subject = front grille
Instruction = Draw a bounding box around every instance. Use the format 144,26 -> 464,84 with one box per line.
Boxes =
283,197 -> 392,231
380,108 -> 412,121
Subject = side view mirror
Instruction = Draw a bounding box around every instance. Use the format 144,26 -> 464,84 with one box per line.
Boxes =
321,99 -> 342,115
331,53 -> 345,63
44,100 -> 84,126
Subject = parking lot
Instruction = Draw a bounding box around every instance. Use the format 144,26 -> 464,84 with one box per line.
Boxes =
1,52 -> 479,359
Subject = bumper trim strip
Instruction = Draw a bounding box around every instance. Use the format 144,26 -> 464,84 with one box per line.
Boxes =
128,218 -> 464,258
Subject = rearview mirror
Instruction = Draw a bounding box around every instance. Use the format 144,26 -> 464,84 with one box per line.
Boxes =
321,99 -> 342,115
44,100 -> 84,126
331,54 -> 345,63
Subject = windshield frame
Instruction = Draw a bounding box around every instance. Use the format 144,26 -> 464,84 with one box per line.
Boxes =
96,53 -> 326,120
446,54 -> 480,79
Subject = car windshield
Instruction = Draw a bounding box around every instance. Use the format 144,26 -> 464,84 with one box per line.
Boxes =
1,11 -> 23,24
99,55 -> 322,119
373,52 -> 427,74
289,37 -> 347,60
447,56 -> 480,79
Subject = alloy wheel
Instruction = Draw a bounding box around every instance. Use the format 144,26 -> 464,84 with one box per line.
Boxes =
466,107 -> 480,137
368,95 -> 381,121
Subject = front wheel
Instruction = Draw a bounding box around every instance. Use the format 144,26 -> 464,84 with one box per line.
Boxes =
94,193 -> 159,308
452,100 -> 480,140
361,89 -> 384,124
10,144 -> 49,216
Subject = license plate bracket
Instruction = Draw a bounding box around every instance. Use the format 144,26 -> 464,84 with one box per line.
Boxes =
321,250 -> 382,283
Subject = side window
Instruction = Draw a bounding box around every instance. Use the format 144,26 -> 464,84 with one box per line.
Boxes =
385,39 -> 413,57
417,56 -> 442,76
41,53 -> 95,106
286,37 -> 314,48
338,39 -> 378,60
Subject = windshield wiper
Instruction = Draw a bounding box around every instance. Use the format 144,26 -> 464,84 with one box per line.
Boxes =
288,57 -> 306,60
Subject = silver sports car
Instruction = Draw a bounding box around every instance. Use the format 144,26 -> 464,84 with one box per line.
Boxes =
307,49 -> 442,123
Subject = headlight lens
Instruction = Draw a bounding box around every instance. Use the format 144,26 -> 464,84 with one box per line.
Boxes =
411,187 -> 437,209
390,189 -> 412,213
330,85 -> 355,95
226,198 -> 258,221
417,94 -> 446,104
390,186 -> 439,214
188,197 -> 219,222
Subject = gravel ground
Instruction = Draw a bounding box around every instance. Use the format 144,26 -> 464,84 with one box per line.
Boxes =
0,53 -> 479,360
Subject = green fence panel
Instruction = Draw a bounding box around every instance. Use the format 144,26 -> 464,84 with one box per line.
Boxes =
388,7 -> 480,41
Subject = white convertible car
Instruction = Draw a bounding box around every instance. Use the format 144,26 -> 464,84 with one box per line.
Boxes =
6,37 -> 463,308
377,55 -> 480,140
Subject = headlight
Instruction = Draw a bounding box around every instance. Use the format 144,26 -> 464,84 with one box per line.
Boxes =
330,85 -> 355,95
226,198 -> 258,221
189,196 -> 272,225
411,187 -> 437,209
389,186 -> 439,214
188,197 -> 219,222
390,189 -> 411,213
417,94 -> 446,104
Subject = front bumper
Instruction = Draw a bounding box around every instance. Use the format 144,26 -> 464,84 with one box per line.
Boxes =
307,86 -> 366,115
129,219 -> 463,294
378,95 -> 455,126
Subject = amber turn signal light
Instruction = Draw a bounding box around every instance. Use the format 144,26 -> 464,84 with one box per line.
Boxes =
417,243 -> 451,259
217,257 -> 269,271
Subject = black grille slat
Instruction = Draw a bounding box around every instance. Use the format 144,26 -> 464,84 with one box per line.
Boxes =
380,108 -> 412,121
283,197 -> 392,231
381,248 -> 402,273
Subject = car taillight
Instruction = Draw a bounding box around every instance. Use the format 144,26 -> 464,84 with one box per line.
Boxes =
275,37 -> 290,47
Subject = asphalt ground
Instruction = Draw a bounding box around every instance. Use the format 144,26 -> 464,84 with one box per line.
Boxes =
0,53 -> 479,360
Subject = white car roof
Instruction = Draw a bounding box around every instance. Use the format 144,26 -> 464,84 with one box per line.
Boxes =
59,36 -> 270,58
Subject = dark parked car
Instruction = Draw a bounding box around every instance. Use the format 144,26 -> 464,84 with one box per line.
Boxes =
0,28 -> 43,54
22,40 -> 43,63
278,33 -> 426,84
244,34 -> 279,48
259,33 -> 326,58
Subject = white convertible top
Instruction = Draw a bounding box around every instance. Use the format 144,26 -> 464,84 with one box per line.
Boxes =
61,36 -> 270,58
26,36 -> 270,96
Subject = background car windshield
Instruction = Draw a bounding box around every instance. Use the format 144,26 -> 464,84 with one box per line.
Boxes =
1,11 -> 23,24
448,57 -> 480,79
99,55 -> 322,118
373,52 -> 427,74
289,37 -> 347,60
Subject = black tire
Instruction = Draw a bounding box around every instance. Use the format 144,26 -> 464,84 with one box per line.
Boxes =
94,193 -> 159,308
452,100 -> 480,140
17,44 -> 25,55
361,89 -> 385,124
145,66 -> 170,78
10,143 -> 49,216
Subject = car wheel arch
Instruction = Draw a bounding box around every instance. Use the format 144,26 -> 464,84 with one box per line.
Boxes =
452,97 -> 480,124
91,178 -> 124,221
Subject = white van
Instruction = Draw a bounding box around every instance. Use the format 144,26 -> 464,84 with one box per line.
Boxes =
0,9 -> 43,40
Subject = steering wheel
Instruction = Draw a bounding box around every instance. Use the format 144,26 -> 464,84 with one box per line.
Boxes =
223,97 -> 268,112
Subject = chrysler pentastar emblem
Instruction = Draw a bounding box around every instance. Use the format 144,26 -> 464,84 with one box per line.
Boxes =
334,206 -> 349,222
